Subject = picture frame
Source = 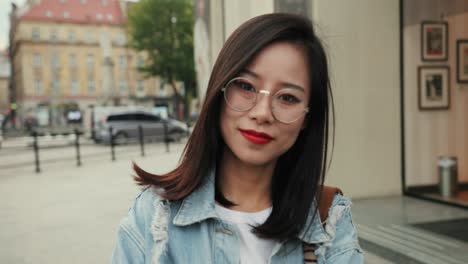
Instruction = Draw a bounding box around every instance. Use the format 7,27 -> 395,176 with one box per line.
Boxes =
418,66 -> 450,110
421,21 -> 448,61
456,40 -> 468,83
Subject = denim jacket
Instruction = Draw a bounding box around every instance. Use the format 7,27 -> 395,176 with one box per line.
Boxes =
111,169 -> 364,263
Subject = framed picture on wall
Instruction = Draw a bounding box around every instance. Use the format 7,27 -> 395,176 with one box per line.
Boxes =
456,40 -> 468,83
418,66 -> 450,110
421,21 -> 448,61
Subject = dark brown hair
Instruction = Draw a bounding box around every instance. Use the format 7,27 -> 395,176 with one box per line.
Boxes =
134,13 -> 334,241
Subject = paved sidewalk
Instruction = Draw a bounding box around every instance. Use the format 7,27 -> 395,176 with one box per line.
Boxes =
0,143 -> 185,264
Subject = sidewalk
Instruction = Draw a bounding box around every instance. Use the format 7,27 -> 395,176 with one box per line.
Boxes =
0,143 -> 185,264
1,141 -> 467,263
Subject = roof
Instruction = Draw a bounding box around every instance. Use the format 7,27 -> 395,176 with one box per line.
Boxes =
19,0 -> 125,25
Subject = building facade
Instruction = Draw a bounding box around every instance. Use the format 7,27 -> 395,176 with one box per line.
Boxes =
9,0 -> 179,126
0,50 -> 10,116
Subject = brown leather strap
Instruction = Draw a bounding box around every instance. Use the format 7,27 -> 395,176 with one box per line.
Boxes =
318,186 -> 343,224
304,186 -> 343,263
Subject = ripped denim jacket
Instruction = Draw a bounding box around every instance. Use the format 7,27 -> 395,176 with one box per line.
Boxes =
111,170 -> 364,264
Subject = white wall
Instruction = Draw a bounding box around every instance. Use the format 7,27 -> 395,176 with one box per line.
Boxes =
313,0 -> 401,198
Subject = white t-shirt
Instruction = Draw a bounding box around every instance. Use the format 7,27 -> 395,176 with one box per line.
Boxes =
215,204 -> 278,264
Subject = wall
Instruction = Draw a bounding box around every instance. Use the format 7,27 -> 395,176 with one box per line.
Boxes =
312,0 -> 401,198
404,0 -> 468,186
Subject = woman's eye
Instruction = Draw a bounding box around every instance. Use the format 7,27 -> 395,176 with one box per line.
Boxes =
278,94 -> 300,104
235,81 -> 255,92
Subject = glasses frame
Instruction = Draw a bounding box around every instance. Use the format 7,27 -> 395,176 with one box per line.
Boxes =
221,77 -> 309,124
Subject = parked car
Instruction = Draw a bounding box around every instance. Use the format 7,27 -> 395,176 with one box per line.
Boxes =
94,111 -> 188,144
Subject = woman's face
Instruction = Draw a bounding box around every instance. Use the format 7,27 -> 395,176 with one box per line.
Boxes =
220,41 -> 310,167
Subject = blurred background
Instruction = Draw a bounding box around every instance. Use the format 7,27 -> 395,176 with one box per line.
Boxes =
0,0 -> 467,263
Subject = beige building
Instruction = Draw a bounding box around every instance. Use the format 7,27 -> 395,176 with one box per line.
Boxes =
10,0 -> 179,126
0,51 -> 10,115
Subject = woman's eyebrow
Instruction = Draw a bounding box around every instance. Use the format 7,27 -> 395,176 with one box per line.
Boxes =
281,82 -> 305,92
241,69 -> 305,92
240,69 -> 259,78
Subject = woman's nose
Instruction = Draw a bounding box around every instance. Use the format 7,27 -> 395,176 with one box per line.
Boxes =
247,92 -> 275,124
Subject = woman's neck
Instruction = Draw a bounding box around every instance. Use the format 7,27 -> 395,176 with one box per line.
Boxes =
218,147 -> 276,212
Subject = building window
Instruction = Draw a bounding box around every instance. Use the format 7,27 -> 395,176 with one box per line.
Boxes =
52,79 -> 60,94
50,29 -> 58,41
96,13 -> 103,20
34,80 -> 44,95
86,54 -> 94,68
136,56 -> 144,67
81,0 -> 86,4
70,80 -> 79,95
63,11 -> 70,19
32,28 -> 40,40
87,80 -> 95,94
119,80 -> 128,93
51,53 -> 60,68
69,54 -> 77,68
102,0 -> 107,6
116,33 -> 126,45
137,80 -> 145,92
45,10 -> 53,17
33,53 -> 41,67
68,30 -> 75,42
86,30 -> 94,43
119,55 -> 127,68
107,14 -> 113,21
159,79 -> 166,96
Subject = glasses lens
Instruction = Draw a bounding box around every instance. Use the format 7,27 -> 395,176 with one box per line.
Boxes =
272,88 -> 307,123
224,78 -> 256,111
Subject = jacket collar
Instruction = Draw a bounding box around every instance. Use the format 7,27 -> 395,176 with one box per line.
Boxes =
172,167 -> 331,244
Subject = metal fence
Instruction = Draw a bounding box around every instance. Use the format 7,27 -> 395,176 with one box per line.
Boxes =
0,124 -> 189,173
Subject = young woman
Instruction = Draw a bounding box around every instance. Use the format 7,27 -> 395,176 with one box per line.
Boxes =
112,13 -> 363,264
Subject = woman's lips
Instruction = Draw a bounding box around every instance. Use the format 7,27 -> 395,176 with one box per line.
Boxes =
239,129 -> 273,144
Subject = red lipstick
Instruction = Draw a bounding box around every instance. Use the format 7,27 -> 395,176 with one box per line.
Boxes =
239,129 -> 273,144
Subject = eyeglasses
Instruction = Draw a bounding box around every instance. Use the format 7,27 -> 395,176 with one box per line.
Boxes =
221,77 -> 309,124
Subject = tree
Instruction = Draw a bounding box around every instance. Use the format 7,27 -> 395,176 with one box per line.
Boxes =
127,0 -> 195,119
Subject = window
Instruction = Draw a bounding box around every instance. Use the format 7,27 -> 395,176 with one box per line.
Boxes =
116,33 -> 127,45
34,80 -> 43,95
119,55 -> 127,68
70,80 -> 79,95
45,10 -> 53,17
86,30 -> 94,43
136,56 -> 144,67
81,0 -> 86,4
33,53 -> 41,67
69,54 -> 77,68
102,0 -> 107,6
63,11 -> 70,19
50,28 -> 58,41
137,80 -> 145,92
51,53 -> 60,68
107,14 -> 113,21
86,54 -> 94,68
119,80 -> 128,93
87,80 -> 95,94
68,30 -> 75,42
52,79 -> 60,94
159,79 -> 166,96
34,80 -> 43,94
32,28 -> 40,40
96,13 -> 103,20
